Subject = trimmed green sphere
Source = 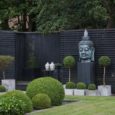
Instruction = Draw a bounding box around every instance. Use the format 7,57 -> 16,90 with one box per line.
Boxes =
98,56 -> 111,67
63,56 -> 76,68
66,82 -> 76,89
76,82 -> 87,89
32,93 -> 51,109
4,90 -> 33,113
88,84 -> 96,90
26,77 -> 65,106
0,85 -> 6,92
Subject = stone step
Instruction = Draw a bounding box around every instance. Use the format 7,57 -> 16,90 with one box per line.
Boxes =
16,81 -> 29,91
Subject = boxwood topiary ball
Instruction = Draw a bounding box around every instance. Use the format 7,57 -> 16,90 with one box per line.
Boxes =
26,77 -> 65,106
66,82 -> 76,89
32,93 -> 51,109
0,85 -> 6,92
0,96 -> 25,115
76,82 -> 87,89
4,90 -> 33,113
88,84 -> 96,90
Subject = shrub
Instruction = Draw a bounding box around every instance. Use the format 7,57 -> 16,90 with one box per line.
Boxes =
0,85 -> 6,92
63,56 -> 76,82
32,93 -> 51,109
26,77 -> 65,106
98,56 -> 111,67
26,55 -> 38,68
0,55 -> 14,79
98,56 -> 111,85
88,84 -> 96,90
0,96 -> 25,115
4,90 -> 33,113
76,82 -> 86,89
66,82 -> 76,89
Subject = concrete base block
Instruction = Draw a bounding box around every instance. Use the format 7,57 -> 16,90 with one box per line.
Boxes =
2,79 -> 15,91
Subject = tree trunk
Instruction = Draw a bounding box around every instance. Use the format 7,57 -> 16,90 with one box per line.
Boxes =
103,67 -> 106,85
2,71 -> 5,79
28,15 -> 36,31
68,68 -> 71,82
1,19 -> 9,30
22,13 -> 27,31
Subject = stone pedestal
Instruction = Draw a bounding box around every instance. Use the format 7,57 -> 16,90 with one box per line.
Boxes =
98,85 -> 111,96
2,79 -> 15,91
77,62 -> 94,84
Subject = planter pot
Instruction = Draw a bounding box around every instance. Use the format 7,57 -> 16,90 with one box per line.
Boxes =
64,89 -> 74,96
74,89 -> 85,96
1,79 -> 15,91
98,85 -> 111,96
86,90 -> 98,96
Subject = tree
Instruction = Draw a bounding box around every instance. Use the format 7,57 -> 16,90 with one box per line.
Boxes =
0,0 -> 16,30
0,55 -> 14,79
35,0 -> 108,33
98,56 -> 111,85
1,0 -> 115,32
63,56 -> 76,82
0,0 -> 38,31
101,0 -> 115,28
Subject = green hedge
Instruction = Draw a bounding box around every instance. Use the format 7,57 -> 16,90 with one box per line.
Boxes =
0,85 -> 6,92
0,96 -> 25,115
88,84 -> 96,90
26,77 -> 65,106
32,93 -> 51,109
66,82 -> 76,89
4,90 -> 33,113
76,82 -> 87,89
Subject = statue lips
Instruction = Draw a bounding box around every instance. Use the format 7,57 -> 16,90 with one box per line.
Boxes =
81,53 -> 90,59
81,53 -> 86,57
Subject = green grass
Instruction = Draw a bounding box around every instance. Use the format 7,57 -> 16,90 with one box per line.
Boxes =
29,96 -> 115,115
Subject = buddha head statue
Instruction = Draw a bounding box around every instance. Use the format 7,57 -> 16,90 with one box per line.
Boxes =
78,29 -> 95,62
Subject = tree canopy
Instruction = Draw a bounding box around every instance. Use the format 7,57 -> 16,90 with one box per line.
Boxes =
0,0 -> 114,33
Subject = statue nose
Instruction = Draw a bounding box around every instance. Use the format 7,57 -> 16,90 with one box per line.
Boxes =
82,50 -> 85,53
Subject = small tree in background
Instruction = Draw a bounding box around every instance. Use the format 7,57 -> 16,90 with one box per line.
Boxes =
98,56 -> 111,85
0,55 -> 14,79
26,55 -> 38,69
63,56 -> 76,82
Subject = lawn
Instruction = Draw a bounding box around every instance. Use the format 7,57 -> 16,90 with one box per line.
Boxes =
28,96 -> 115,115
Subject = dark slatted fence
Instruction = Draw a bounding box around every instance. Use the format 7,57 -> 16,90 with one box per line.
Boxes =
1,29 -> 115,92
0,31 -> 15,79
60,29 -> 115,92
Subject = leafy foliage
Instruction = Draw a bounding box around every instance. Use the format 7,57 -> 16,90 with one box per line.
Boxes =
98,56 -> 111,85
26,55 -> 38,68
0,55 -> 14,70
63,56 -> 76,82
4,90 -> 33,113
0,55 -> 14,79
0,96 -> 25,115
76,82 -> 87,89
0,0 -> 115,32
66,82 -> 76,89
88,84 -> 96,90
98,56 -> 111,67
32,93 -> 51,109
26,77 -> 65,106
63,56 -> 75,68
0,85 -> 6,92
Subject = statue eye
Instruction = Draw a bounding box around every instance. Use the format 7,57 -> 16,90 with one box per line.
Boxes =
85,47 -> 89,51
80,48 -> 83,51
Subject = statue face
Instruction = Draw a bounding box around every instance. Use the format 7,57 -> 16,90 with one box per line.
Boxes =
79,45 -> 92,61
